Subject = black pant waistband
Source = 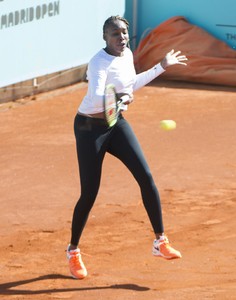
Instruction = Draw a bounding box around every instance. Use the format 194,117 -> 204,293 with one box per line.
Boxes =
76,114 -> 108,126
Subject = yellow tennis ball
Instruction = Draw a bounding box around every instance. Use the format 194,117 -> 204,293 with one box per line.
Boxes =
160,120 -> 176,131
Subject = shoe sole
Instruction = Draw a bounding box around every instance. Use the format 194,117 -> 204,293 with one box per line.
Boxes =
71,273 -> 87,280
152,249 -> 181,260
69,266 -> 88,279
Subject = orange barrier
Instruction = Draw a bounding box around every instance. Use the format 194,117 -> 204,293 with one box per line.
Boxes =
134,16 -> 236,86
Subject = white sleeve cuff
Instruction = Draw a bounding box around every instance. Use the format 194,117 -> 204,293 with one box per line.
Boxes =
154,62 -> 166,74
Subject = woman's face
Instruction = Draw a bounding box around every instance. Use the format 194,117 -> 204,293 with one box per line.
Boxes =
103,20 -> 129,56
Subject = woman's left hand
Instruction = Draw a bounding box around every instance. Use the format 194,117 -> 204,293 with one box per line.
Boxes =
161,49 -> 188,69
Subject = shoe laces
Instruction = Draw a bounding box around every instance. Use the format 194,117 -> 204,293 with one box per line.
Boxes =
159,236 -> 171,247
71,253 -> 81,263
69,251 -> 84,268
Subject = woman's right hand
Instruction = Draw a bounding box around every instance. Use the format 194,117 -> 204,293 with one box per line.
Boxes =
117,93 -> 134,105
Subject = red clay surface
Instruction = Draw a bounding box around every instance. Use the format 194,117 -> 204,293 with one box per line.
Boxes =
0,81 -> 236,299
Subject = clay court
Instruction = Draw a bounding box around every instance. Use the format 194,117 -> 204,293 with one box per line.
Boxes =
0,80 -> 236,299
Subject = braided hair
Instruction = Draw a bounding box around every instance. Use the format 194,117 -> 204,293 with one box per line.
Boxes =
103,15 -> 129,34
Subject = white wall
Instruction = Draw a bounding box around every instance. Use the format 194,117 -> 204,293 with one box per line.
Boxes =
0,0 -> 126,88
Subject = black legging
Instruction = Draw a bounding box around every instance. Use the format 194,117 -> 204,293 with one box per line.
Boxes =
70,113 -> 164,246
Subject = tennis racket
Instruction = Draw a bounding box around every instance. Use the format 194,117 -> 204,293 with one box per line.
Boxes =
104,84 -> 128,127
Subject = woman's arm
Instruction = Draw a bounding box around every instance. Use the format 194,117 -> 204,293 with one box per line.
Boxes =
133,63 -> 165,91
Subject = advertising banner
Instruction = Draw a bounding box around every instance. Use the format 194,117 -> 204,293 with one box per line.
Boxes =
0,0 -> 125,88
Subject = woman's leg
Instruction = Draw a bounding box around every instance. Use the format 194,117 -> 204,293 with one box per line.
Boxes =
70,115 -> 109,246
107,117 -> 164,234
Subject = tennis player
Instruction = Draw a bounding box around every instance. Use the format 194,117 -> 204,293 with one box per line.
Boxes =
67,15 -> 188,279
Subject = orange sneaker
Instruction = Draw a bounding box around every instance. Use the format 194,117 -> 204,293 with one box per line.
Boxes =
152,235 -> 182,259
67,245 -> 88,279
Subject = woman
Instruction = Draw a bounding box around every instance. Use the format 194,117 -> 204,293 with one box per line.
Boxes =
67,15 -> 187,279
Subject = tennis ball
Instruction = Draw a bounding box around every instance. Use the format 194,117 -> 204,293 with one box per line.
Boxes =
160,120 -> 176,131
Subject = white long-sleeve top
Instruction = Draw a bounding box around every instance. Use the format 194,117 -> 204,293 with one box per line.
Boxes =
79,47 -> 165,114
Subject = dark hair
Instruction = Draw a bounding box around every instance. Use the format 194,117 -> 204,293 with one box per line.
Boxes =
103,15 -> 129,34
